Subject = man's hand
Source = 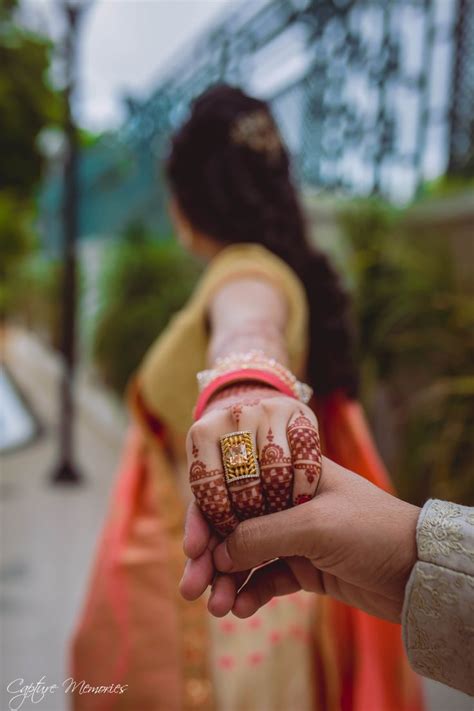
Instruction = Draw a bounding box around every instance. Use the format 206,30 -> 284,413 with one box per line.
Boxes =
181,457 -> 420,623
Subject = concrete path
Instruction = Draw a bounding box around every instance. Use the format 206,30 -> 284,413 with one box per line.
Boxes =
0,329 -> 472,711
1,330 -> 126,711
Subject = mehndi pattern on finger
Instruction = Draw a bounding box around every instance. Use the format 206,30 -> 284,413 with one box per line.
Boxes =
228,478 -> 266,520
287,411 -> 322,505
260,428 -> 293,512
190,459 -> 239,535
220,430 -> 265,520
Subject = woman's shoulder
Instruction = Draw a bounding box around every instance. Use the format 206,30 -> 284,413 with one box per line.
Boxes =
206,242 -> 289,270
196,242 -> 306,306
135,242 -> 309,432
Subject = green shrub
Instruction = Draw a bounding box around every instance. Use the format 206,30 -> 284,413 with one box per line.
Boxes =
340,198 -> 474,505
0,192 -> 36,319
402,376 -> 474,504
5,254 -> 64,348
93,226 -> 202,394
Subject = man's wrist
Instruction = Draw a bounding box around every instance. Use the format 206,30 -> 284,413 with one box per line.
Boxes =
395,502 -> 421,621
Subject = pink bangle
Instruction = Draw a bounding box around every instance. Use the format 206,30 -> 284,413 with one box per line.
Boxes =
197,350 -> 312,403
193,368 -> 296,421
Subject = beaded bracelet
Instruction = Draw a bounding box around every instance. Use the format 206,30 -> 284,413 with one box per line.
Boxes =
197,350 -> 312,401
194,350 -> 313,421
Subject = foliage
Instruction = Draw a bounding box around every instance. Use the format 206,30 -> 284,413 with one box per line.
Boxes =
78,128 -> 102,149
0,192 -> 36,318
6,255 -> 64,349
340,198 -> 474,505
0,0 -> 61,197
93,224 -> 202,394
339,199 -> 401,382
403,376 -> 474,504
0,0 -> 62,320
415,174 -> 474,201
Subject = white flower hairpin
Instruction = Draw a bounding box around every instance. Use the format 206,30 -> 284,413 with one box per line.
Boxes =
230,109 -> 283,164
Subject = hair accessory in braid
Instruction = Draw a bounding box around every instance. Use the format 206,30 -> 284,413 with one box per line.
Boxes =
230,109 -> 282,164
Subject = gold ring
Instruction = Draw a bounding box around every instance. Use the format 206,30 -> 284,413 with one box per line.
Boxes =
220,430 -> 259,484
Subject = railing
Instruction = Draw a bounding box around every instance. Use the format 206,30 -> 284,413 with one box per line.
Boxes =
39,0 -> 473,245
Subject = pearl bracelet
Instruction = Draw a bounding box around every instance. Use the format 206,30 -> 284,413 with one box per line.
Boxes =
196,350 -> 313,404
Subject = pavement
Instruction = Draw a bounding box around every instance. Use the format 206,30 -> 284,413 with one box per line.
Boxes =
0,328 -> 472,711
0,329 -> 126,711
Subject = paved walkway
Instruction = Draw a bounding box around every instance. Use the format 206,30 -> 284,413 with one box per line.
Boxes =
1,330 -> 126,711
0,329 -> 472,711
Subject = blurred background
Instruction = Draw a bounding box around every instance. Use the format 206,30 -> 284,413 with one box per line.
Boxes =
0,0 -> 473,709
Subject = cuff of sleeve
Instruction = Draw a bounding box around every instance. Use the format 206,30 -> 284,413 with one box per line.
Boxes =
416,498 -> 474,575
402,560 -> 474,695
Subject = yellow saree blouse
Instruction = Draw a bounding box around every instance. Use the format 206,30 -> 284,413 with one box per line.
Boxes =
138,243 -> 309,434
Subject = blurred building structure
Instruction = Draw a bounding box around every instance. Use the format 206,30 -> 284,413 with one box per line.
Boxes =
448,0 -> 474,175
40,0 -> 473,248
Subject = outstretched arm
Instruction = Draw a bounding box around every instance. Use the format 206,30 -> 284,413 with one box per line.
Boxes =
207,276 -> 289,365
185,273 -> 321,615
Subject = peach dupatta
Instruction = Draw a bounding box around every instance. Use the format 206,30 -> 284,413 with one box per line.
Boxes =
69,424 -> 213,711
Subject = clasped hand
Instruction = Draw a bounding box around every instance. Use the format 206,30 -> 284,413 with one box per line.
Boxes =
182,386 -> 419,624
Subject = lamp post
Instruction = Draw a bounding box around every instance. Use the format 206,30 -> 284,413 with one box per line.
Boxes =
51,0 -> 88,483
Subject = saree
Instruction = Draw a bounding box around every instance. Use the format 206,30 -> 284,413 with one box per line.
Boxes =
70,243 -> 424,711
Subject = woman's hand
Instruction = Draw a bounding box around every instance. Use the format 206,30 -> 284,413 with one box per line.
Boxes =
184,383 -> 321,610
181,455 -> 420,624
187,384 -> 321,535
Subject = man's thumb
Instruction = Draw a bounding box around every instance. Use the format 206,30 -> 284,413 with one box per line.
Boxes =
213,504 -> 315,573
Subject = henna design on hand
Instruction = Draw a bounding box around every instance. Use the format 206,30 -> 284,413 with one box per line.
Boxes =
294,494 -> 313,506
227,476 -> 266,520
209,382 -> 277,408
229,403 -> 242,428
189,460 -> 239,536
259,427 -> 293,512
287,412 -> 322,504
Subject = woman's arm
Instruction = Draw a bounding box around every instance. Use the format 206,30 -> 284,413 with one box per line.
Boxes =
185,274 -> 321,615
207,276 -> 289,366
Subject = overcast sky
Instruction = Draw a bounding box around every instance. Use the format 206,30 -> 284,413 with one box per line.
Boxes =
19,0 -> 451,197
21,0 -> 238,131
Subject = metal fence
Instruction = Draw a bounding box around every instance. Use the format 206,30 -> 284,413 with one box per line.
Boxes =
40,0 -> 474,245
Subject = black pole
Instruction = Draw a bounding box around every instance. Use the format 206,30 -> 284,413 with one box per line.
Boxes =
52,3 -> 84,483
448,0 -> 474,177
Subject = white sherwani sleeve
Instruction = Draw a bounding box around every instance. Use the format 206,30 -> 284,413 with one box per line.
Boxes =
402,499 -> 474,696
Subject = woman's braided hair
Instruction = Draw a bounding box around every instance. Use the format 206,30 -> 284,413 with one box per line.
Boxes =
166,84 -> 359,398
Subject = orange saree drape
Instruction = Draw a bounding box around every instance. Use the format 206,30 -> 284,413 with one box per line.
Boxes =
70,392 -> 424,711
70,427 -> 185,711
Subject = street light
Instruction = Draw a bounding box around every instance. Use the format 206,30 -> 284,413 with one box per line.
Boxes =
51,0 -> 90,483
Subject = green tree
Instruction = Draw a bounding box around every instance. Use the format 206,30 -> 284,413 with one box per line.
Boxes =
0,0 -> 60,195
93,225 -> 202,394
340,198 -> 474,505
0,0 -> 61,317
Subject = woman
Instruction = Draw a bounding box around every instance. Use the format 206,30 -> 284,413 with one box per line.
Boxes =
71,85 -> 424,711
